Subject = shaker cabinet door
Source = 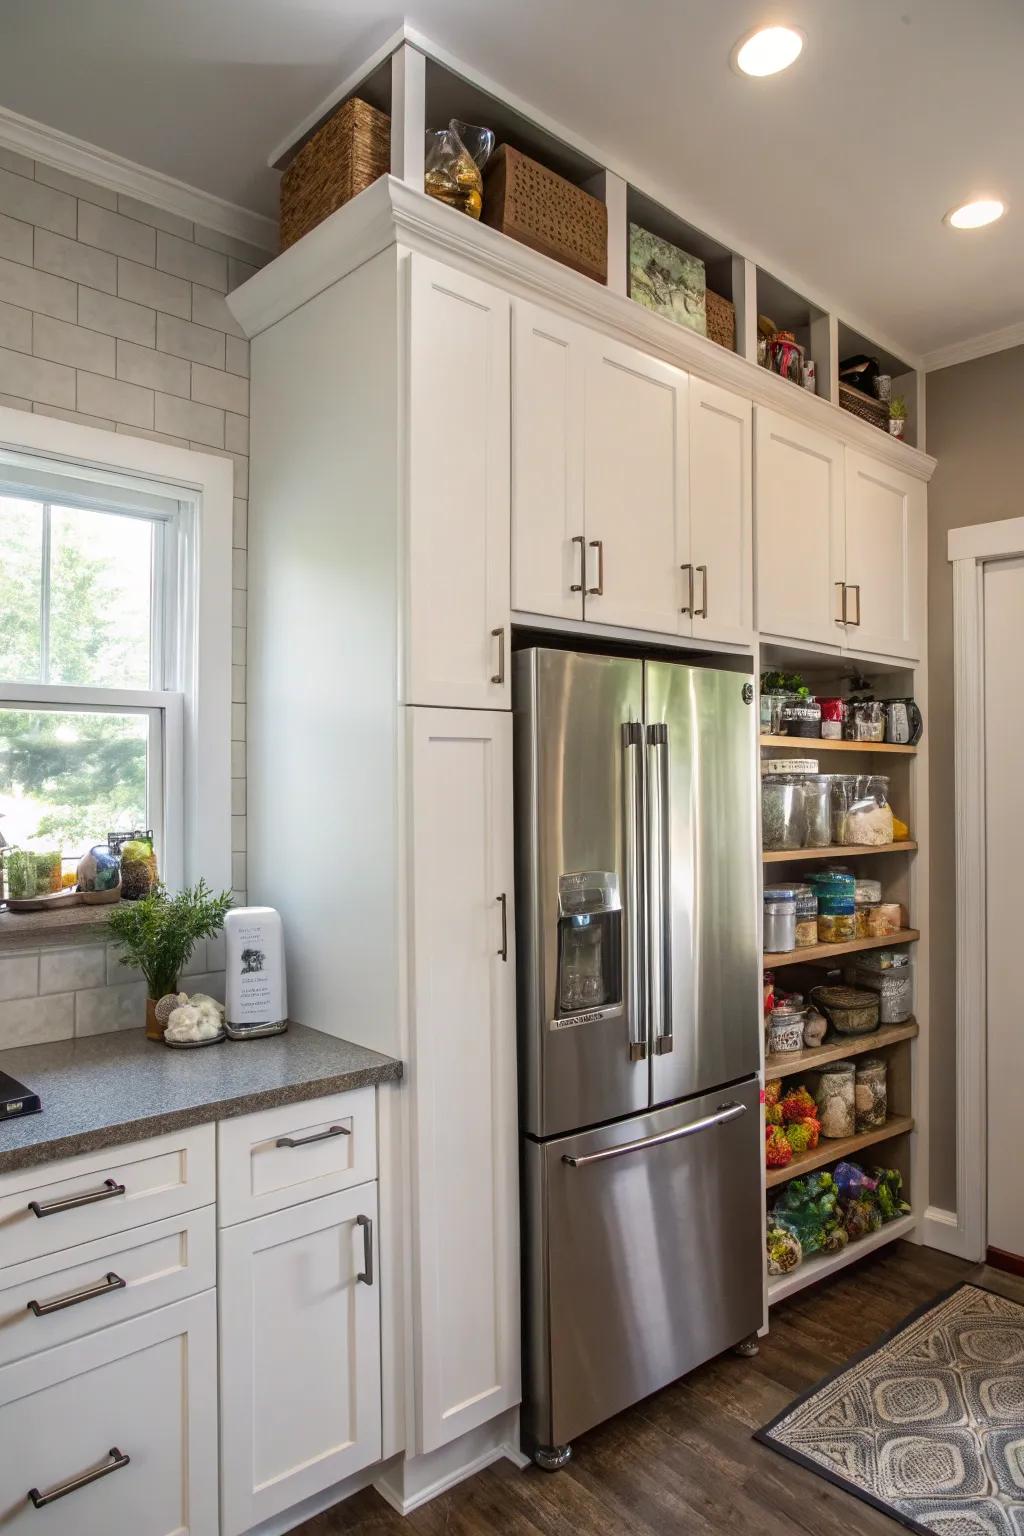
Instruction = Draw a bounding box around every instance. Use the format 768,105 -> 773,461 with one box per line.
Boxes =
582,336 -> 689,636
755,408 -> 845,647
511,300 -> 586,621
405,253 -> 511,709
407,707 -> 520,1453
843,449 -> 921,661
688,377 -> 753,647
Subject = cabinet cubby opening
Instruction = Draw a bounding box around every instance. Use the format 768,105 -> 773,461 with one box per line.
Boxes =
755,268 -> 830,398
625,185 -> 737,343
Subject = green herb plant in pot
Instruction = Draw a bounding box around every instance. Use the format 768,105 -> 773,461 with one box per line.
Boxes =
888,395 -> 907,440
107,881 -> 233,1040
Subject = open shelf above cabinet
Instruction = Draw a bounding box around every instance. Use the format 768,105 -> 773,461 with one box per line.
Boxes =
765,1019 -> 919,1081
765,1114 -> 914,1189
766,929 -> 919,967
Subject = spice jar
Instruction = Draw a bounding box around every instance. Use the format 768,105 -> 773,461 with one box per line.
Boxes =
763,891 -> 797,954
779,700 -> 822,738
855,1057 -> 888,1132
814,1060 -> 856,1138
762,775 -> 805,851
817,697 -> 846,740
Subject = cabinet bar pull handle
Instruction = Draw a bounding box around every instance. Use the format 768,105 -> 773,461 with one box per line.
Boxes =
490,626 -> 505,685
695,564 -> 708,619
587,539 -> 604,596
497,893 -> 509,962
563,1101 -> 746,1168
847,583 -> 861,626
28,1178 -> 125,1219
276,1125 -> 349,1148
569,534 -> 586,593
28,1271 -> 125,1317
28,1448 -> 130,1509
836,580 -> 848,625
679,563 -> 693,615
357,1213 -> 374,1285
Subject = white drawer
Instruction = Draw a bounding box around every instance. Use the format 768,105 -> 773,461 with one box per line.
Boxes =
0,1124 -> 215,1270
217,1088 -> 376,1227
0,1206 -> 215,1368
0,1290 -> 218,1534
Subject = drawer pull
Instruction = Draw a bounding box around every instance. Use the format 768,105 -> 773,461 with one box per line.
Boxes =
28,1178 -> 125,1219
357,1213 -> 374,1286
275,1125 -> 350,1149
27,1271 -> 126,1317
28,1447 -> 130,1509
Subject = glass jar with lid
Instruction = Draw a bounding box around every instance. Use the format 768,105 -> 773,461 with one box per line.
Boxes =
854,877 -> 882,937
799,774 -> 832,848
761,775 -> 805,851
779,699 -> 822,738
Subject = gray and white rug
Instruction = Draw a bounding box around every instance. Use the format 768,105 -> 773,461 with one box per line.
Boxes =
757,1283 -> 1024,1536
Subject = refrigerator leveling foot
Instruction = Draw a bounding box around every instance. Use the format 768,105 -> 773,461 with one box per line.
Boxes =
733,1333 -> 760,1358
532,1444 -> 573,1472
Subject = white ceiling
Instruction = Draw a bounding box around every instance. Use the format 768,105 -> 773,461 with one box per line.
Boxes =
1,0 -> 1021,358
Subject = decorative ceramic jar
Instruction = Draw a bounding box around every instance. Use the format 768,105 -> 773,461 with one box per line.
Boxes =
814,1060 -> 856,1138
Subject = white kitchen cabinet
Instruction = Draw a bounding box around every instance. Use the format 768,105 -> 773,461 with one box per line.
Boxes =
755,407 -> 846,648
219,1183 -> 382,1534
407,707 -> 520,1453
0,1291 -> 217,1535
583,334 -> 689,634
843,448 -> 921,660
688,377 -> 753,647
405,252 -> 511,710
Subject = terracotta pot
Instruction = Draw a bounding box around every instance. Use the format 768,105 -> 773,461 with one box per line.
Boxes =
146,996 -> 165,1041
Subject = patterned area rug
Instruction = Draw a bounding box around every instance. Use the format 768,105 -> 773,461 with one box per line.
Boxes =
757,1283 -> 1024,1535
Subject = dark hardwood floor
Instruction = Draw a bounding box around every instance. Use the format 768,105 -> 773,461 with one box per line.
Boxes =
295,1244 -> 1024,1535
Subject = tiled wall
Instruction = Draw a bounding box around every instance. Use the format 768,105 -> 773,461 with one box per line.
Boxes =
0,145 -> 268,1047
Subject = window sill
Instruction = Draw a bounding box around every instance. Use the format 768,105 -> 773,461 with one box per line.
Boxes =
0,904 -> 112,951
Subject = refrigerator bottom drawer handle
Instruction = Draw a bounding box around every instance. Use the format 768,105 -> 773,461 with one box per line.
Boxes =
561,1101 -> 747,1167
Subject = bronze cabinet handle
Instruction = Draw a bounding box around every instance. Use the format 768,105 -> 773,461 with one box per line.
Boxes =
587,539 -> 604,596
846,583 -> 861,625
28,1271 -> 126,1317
695,565 -> 708,619
680,563 -> 693,615
490,626 -> 505,685
836,580 -> 848,625
569,534 -> 585,593
275,1125 -> 349,1148
28,1178 -> 125,1219
497,893 -> 509,961
356,1213 -> 374,1285
28,1448 -> 130,1509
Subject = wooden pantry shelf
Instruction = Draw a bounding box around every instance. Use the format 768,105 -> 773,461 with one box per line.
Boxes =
765,1019 -> 919,1080
763,841 -> 917,863
760,735 -> 917,755
765,929 -> 919,968
765,1114 -> 914,1188
767,1212 -> 917,1304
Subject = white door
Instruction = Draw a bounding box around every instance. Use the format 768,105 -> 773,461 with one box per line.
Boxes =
0,1291 -> 217,1535
582,335 -> 689,635
843,449 -> 920,660
405,252 -> 511,709
688,378 -> 753,647
407,707 -> 519,1453
511,300 -> 586,621
755,407 -> 845,647
219,1185 -> 381,1534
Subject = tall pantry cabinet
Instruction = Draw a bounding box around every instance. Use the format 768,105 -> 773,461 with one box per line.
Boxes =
242,246 -> 520,1471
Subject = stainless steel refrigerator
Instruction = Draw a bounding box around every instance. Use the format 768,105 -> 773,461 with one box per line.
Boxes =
514,648 -> 763,1468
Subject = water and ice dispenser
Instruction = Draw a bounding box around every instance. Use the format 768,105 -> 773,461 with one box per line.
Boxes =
555,872 -> 622,1018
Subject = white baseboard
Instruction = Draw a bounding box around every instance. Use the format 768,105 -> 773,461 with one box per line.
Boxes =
374,1409 -> 523,1515
244,1458 -> 398,1536
922,1205 -> 982,1261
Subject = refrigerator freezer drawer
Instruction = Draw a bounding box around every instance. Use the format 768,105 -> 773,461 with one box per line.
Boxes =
521,1077 -> 762,1454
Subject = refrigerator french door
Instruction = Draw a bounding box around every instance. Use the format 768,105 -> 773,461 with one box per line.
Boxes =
513,648 -> 762,1464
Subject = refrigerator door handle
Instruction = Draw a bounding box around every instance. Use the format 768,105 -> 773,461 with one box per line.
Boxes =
562,1101 -> 747,1166
646,723 -> 673,1055
622,721 -> 647,1062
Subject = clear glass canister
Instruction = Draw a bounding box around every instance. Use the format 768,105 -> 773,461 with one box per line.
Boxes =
815,1060 -> 856,1138
845,700 -> 886,742
762,775 -> 805,850
779,699 -> 822,738
799,774 -> 832,848
794,884 -> 818,947
845,775 -> 894,847
816,886 -> 856,943
855,1057 -> 888,1132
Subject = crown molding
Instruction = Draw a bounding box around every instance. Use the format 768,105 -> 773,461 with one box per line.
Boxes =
0,104 -> 277,253
923,320 -> 1024,374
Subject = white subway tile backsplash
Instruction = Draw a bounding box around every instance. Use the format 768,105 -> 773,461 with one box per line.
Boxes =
158,231 -> 226,292
0,254 -> 76,321
40,945 -> 106,995
79,284 -> 155,345
0,992 -> 74,1047
106,944 -> 142,987
231,740 -> 245,779
225,334 -> 249,377
232,814 -> 247,852
232,625 -> 245,666
0,168 -> 75,237
116,194 -> 193,240
115,422 -> 188,446
191,361 -> 248,415
231,852 -> 247,891
232,586 -> 246,627
0,392 -> 31,409
191,282 -> 243,336
228,451 -> 248,498
232,547 -> 247,588
0,953 -> 38,1002
231,776 -> 246,816
228,257 -> 259,290
184,972 -> 226,1004
0,147 -> 33,179
118,256 -> 190,319
35,162 -> 118,209
181,940 -> 208,977
232,664 -> 246,703
0,345 -> 75,408
77,370 -> 154,429
75,981 -> 148,1035
34,313 -> 116,375
155,390 -> 223,447
224,411 -> 248,454
232,497 -> 247,548
156,311 -> 225,368
232,701 -> 246,740
193,225 -> 270,266
116,337 -> 190,397
35,402 -> 115,430
79,201 -> 156,265
207,932 -> 226,970
0,299 -> 31,353
34,226 -> 117,293
0,210 -> 32,264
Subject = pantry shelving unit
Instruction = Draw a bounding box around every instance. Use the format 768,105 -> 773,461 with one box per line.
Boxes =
763,841 -> 917,864
765,1019 -> 920,1081
760,735 -> 917,756
766,929 -> 920,968
767,1213 -> 919,1304
765,1114 -> 915,1191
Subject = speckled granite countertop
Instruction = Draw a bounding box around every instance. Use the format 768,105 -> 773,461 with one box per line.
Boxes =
0,1024 -> 402,1174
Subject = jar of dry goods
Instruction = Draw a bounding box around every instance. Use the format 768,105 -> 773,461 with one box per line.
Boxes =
768,1003 -> 805,1055
762,775 -> 804,851
793,883 -> 818,947
815,1060 -> 856,1138
779,699 -> 822,738
855,1057 -> 888,1132
763,890 -> 797,953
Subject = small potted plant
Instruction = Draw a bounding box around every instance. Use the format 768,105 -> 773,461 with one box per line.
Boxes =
889,396 -> 907,440
108,880 -> 233,1040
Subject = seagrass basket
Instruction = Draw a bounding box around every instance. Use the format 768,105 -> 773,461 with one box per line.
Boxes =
280,98 -> 390,249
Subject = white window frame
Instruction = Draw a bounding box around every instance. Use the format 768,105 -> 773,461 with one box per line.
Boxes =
0,406 -> 234,895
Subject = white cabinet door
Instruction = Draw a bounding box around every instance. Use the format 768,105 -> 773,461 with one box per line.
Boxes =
843,448 -> 921,660
405,253 -> 511,709
219,1185 -> 381,1535
0,1292 -> 217,1536
688,377 -> 753,647
582,335 -> 689,635
511,300 -> 587,621
755,407 -> 845,647
407,707 -> 519,1453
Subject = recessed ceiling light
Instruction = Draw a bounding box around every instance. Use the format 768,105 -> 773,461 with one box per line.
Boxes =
732,25 -> 804,77
945,198 -> 1006,230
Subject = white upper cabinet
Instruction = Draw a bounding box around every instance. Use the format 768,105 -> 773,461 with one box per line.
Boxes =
582,335 -> 690,635
405,253 -> 511,709
755,408 -> 846,648
843,449 -> 921,660
688,378 -> 753,648
511,301 -> 586,621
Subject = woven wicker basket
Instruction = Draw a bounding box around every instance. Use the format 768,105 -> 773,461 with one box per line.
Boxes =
280,98 -> 390,250
482,146 -> 607,284
705,290 -> 736,351
838,379 -> 889,432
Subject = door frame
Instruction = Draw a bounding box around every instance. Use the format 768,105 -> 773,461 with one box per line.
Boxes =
946,515 -> 1024,1262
